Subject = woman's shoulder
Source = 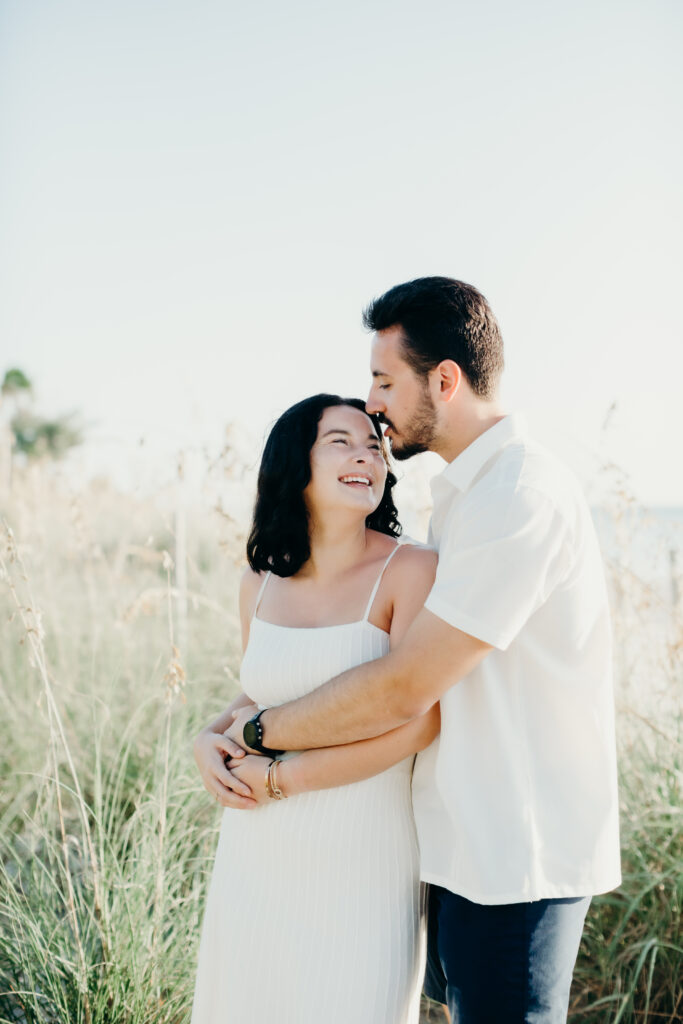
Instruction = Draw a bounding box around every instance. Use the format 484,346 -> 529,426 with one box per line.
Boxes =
390,539 -> 438,577
240,564 -> 266,588
374,538 -> 438,631
367,531 -> 438,586
239,565 -> 268,619
368,529 -> 435,556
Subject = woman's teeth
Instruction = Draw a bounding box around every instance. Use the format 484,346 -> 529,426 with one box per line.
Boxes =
339,475 -> 371,485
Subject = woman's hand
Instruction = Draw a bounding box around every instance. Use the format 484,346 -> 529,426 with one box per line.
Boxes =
193,728 -> 257,808
226,754 -> 273,806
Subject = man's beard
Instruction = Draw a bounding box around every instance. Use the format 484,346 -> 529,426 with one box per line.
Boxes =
384,384 -> 438,461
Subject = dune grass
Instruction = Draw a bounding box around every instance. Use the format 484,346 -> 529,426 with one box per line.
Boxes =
0,466 -> 680,1023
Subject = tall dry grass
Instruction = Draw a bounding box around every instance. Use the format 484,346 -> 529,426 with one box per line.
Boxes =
0,458 -> 681,1024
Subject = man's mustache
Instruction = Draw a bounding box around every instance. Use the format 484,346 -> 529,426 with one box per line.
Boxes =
375,414 -> 396,432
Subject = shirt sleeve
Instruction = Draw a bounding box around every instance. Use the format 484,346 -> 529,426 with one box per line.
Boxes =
424,484 -> 572,650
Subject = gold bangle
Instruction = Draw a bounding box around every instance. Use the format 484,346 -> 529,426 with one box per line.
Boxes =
266,758 -> 287,800
271,759 -> 287,799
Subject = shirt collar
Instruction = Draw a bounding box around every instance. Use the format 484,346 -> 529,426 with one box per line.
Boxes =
431,414 -> 527,496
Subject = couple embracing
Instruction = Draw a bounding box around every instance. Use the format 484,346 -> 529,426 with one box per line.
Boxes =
191,276 -> 621,1024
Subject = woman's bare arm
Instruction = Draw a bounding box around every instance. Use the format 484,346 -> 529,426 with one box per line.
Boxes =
199,690 -> 252,736
278,703 -> 439,795
192,567 -> 264,806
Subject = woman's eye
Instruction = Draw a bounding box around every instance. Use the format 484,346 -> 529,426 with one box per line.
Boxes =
332,438 -> 348,444
379,384 -> 391,391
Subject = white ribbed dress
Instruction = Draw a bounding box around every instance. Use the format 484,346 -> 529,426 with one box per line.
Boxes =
190,548 -> 423,1024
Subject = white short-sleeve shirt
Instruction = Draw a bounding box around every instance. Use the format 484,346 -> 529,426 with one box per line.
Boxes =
411,414 -> 622,904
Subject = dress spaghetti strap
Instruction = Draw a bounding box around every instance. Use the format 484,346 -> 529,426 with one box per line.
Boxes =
252,570 -> 272,621
362,542 -> 409,622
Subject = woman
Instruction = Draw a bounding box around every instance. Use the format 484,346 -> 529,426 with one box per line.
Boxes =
191,394 -> 438,1024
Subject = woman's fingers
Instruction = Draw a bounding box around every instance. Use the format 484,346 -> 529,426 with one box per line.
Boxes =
214,731 -> 246,760
215,763 -> 252,797
213,784 -> 257,809
209,766 -> 255,805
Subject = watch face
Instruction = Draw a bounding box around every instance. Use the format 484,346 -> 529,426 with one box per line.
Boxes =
243,719 -> 259,750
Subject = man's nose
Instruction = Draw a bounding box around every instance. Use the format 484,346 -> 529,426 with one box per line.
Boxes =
366,389 -> 383,415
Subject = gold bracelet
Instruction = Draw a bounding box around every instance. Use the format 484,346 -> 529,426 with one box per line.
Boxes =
266,758 -> 287,800
271,759 -> 287,799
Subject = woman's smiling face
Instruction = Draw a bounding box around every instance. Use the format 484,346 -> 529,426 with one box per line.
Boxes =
304,404 -> 388,519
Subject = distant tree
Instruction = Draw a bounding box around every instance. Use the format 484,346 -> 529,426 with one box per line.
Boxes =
11,410 -> 83,459
0,368 -> 83,486
1,368 -> 33,399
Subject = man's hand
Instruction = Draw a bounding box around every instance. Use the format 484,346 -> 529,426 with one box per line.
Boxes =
193,727 -> 255,808
225,704 -> 262,754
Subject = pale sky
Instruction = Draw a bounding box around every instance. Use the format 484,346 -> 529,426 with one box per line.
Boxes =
1,0 -> 681,504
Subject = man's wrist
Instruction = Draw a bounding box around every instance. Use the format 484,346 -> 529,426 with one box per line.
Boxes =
259,708 -> 287,756
257,708 -> 279,752
243,708 -> 283,757
259,709 -> 271,747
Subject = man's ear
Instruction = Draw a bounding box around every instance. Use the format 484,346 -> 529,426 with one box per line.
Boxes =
434,360 -> 461,402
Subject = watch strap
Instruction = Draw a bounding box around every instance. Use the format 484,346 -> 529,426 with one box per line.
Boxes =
244,709 -> 283,758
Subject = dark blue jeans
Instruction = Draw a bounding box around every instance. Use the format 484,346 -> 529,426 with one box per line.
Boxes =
424,884 -> 591,1023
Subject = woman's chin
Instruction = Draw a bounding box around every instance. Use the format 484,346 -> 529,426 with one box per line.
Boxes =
337,482 -> 374,500
337,490 -> 380,516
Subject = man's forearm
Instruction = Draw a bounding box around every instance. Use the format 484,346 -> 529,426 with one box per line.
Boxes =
261,650 -> 414,751
252,609 -> 492,754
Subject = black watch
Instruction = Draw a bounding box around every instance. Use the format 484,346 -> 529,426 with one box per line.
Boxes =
242,710 -> 283,757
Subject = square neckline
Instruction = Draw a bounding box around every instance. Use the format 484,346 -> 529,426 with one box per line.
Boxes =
251,615 -> 390,636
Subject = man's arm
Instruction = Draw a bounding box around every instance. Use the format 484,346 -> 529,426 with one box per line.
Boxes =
229,608 -> 491,752
229,479 -> 570,754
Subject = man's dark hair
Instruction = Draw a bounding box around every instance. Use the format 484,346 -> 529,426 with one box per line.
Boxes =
247,394 -> 401,577
363,276 -> 504,398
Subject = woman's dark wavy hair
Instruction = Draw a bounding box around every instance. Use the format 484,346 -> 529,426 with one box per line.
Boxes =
247,394 -> 401,577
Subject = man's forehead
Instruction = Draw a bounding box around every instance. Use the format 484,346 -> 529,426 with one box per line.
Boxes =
370,327 -> 407,372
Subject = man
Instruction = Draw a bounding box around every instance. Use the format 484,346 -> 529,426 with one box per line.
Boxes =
225,277 -> 622,1022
